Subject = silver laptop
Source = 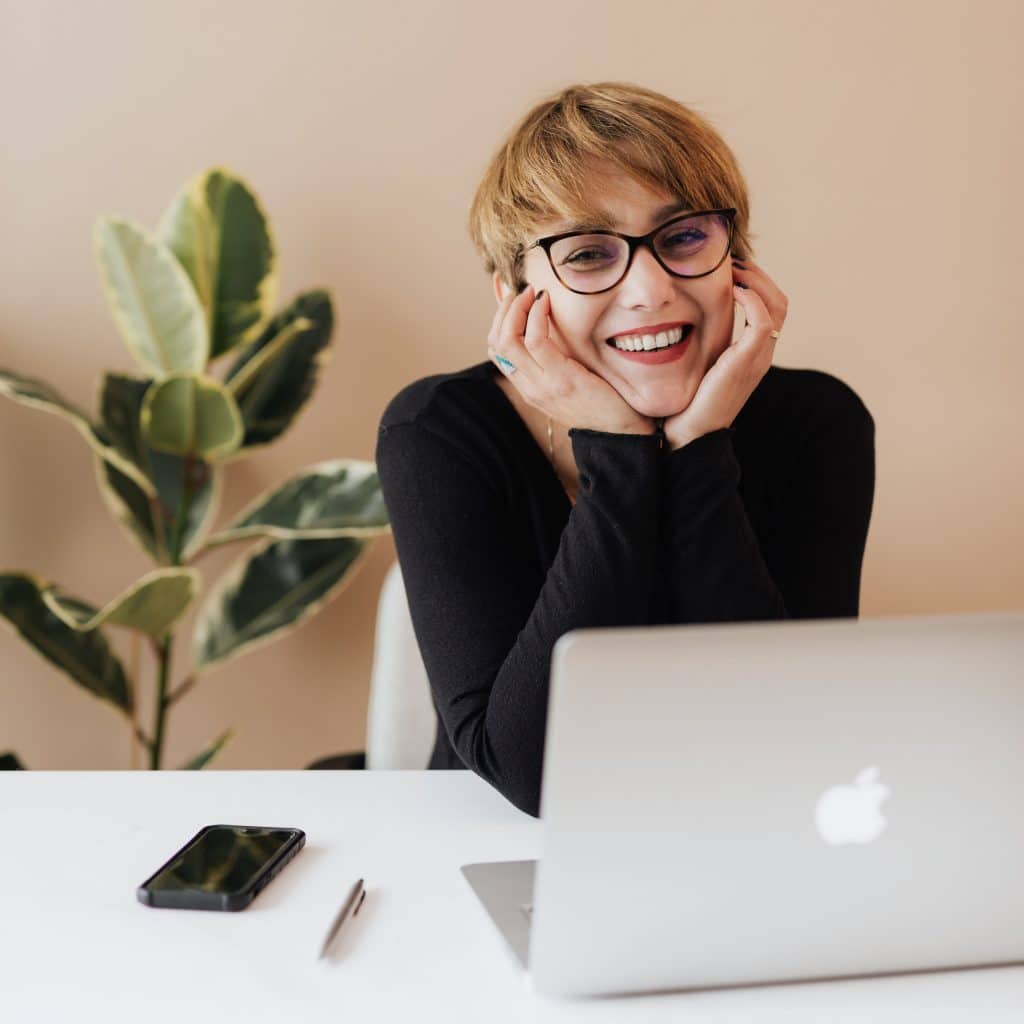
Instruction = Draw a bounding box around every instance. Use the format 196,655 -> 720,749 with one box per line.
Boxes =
461,609 -> 1024,997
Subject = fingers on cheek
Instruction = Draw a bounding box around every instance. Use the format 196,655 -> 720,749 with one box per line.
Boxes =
523,308 -> 544,343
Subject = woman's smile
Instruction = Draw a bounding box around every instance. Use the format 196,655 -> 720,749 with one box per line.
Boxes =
605,323 -> 694,363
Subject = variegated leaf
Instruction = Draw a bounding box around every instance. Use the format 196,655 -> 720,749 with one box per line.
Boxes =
180,728 -> 233,769
223,290 -> 333,451
96,375 -> 220,563
0,573 -> 133,713
140,374 -> 243,461
0,368 -> 154,495
157,167 -> 278,360
194,537 -> 367,670
94,216 -> 209,378
204,460 -> 389,549
41,568 -> 200,637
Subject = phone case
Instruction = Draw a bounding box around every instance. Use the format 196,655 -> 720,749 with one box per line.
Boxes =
136,824 -> 306,911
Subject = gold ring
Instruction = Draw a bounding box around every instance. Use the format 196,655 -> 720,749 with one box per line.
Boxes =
769,330 -> 780,340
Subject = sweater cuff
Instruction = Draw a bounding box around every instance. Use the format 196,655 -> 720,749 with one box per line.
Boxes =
664,427 -> 740,488
568,427 -> 662,502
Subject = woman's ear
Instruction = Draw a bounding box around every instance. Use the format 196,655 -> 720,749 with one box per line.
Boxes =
493,270 -> 530,304
492,270 -> 511,305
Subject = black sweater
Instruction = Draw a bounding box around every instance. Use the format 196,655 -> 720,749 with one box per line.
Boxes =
376,360 -> 876,817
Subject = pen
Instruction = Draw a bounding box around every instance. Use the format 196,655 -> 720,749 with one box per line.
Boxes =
318,877 -> 366,960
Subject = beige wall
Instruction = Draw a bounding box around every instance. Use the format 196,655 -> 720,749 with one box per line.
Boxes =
2,0 -> 1021,769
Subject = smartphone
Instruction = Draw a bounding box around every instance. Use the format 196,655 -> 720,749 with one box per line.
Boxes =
137,824 -> 305,911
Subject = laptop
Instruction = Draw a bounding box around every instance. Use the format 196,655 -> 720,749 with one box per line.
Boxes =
461,609 -> 1024,998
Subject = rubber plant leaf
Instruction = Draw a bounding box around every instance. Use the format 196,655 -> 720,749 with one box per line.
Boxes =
193,537 -> 368,670
0,573 -> 133,713
157,167 -> 278,360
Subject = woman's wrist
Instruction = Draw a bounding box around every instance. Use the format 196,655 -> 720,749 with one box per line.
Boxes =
569,412 -> 656,437
614,418 -> 658,437
596,409 -> 657,436
663,421 -> 705,450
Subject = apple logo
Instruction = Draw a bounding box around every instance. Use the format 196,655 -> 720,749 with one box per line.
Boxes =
814,766 -> 890,845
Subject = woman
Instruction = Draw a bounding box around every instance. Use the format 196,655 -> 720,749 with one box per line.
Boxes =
376,82 -> 875,817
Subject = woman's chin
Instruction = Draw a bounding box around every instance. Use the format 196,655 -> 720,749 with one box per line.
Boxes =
630,390 -> 693,420
600,368 -> 697,420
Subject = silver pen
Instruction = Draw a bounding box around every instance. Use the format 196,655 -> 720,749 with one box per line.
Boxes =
318,877 -> 366,959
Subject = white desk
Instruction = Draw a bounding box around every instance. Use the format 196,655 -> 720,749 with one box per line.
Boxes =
3,770 -> 1023,1022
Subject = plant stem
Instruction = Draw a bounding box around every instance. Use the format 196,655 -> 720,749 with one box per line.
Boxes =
128,631 -> 142,769
150,634 -> 172,770
170,454 -> 196,565
133,721 -> 153,752
166,673 -> 197,706
148,494 -> 172,565
149,454 -> 197,769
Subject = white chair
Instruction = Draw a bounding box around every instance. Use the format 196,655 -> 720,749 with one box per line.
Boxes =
308,560 -> 436,770
363,560 -> 437,769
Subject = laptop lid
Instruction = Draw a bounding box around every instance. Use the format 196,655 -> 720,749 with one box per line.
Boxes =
528,610 -> 1024,997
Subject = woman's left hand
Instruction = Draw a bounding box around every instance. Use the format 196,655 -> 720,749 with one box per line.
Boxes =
662,258 -> 788,450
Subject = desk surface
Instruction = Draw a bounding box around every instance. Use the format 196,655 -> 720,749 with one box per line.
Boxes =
3,770 -> 1023,1023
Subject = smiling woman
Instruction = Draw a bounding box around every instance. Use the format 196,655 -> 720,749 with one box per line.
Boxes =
375,82 -> 876,818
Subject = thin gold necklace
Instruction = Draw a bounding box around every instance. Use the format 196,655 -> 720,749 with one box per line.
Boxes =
547,416 -> 554,463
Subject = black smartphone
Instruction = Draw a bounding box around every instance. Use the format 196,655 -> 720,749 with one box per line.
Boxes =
137,824 -> 305,911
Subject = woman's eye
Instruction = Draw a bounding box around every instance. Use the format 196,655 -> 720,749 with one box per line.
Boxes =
564,248 -> 614,265
663,230 -> 706,248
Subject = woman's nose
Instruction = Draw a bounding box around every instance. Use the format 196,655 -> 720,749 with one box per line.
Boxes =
618,244 -> 677,307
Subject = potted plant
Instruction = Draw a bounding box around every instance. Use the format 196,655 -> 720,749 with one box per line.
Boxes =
0,167 -> 389,769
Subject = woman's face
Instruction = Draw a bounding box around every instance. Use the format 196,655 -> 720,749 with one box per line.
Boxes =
495,168 -> 737,419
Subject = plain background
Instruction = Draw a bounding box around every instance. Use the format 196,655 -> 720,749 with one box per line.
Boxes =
1,0 -> 1021,770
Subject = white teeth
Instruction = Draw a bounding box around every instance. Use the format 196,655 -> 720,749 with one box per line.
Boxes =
611,325 -> 687,352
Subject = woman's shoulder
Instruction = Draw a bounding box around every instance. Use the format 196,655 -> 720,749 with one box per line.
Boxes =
743,364 -> 875,440
375,361 -> 516,491
379,360 -> 498,431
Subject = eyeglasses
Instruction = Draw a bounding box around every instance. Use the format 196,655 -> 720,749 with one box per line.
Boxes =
520,208 -> 737,295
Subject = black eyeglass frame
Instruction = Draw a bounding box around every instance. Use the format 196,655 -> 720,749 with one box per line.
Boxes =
519,207 -> 738,296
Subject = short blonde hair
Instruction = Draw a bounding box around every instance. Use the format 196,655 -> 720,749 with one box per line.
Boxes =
467,81 -> 756,290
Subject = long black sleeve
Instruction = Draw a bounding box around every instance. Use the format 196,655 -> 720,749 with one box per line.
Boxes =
661,369 -> 875,622
376,417 -> 663,817
375,362 -> 876,819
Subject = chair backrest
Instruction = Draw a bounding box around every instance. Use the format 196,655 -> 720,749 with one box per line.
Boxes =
365,561 -> 437,770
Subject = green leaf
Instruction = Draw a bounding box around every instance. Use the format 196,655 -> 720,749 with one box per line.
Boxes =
0,753 -> 26,770
0,574 -> 133,713
223,317 -> 314,400
194,537 -> 368,670
140,374 -> 243,460
98,372 -> 154,474
224,290 -> 333,450
204,460 -> 389,549
94,216 -> 209,379
41,568 -> 200,637
157,167 -> 278,360
95,453 -> 221,565
0,368 -> 155,496
96,374 -> 220,562
180,728 -> 233,769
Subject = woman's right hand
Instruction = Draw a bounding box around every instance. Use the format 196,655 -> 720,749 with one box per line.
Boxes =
487,284 -> 655,436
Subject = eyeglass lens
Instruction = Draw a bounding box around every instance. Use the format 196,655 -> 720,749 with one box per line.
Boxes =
549,213 -> 732,293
